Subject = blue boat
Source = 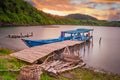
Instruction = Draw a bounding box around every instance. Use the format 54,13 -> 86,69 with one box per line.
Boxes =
22,28 -> 93,47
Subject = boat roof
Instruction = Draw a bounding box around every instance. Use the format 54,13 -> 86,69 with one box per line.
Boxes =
62,28 -> 93,34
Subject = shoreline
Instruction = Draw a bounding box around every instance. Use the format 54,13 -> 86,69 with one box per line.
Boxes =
0,22 -> 120,27
0,48 -> 120,80
0,48 -> 119,75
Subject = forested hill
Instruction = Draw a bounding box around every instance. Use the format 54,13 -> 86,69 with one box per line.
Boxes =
0,0 -> 76,26
65,14 -> 97,21
0,0 -> 120,27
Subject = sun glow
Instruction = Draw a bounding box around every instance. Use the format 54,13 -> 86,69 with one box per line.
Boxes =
42,9 -> 68,16
28,0 -> 120,21
42,8 -> 109,20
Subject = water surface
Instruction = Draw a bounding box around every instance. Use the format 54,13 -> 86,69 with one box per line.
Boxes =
0,25 -> 120,74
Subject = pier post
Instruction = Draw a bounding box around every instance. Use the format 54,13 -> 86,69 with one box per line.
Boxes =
99,37 -> 102,45
31,32 -> 33,36
92,37 -> 93,47
20,33 -> 23,37
84,41 -> 86,52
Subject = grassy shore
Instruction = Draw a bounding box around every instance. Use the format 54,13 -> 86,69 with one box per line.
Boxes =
0,48 -> 120,80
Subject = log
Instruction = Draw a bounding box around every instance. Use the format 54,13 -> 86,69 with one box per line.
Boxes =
54,62 -> 73,70
57,62 -> 86,73
61,53 -> 82,62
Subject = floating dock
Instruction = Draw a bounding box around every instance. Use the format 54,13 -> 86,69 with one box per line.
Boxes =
10,40 -> 84,63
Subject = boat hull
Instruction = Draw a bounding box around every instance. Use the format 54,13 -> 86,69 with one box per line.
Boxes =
22,36 -> 93,47
22,38 -> 62,47
21,28 -> 94,47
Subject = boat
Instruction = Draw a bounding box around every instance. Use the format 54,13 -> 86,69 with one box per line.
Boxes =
22,28 -> 93,47
8,32 -> 33,38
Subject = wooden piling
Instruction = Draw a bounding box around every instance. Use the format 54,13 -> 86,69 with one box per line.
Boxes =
99,37 -> 102,45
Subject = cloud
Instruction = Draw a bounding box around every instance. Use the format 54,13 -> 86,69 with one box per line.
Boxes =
110,3 -> 120,9
69,0 -> 90,5
92,3 -> 110,10
69,0 -> 120,11
25,0 -> 120,21
108,9 -> 120,21
83,1 -> 120,11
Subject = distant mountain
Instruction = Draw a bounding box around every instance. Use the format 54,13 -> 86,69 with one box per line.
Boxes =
65,14 -> 98,21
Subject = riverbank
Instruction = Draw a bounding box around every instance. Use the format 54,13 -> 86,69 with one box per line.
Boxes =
0,48 -> 120,80
0,22 -> 120,27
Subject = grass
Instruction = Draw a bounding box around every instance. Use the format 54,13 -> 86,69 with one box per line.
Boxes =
0,71 -> 18,80
70,68 -> 120,80
41,68 -> 120,80
41,73 -> 57,80
0,48 -> 27,71
0,48 -> 28,80
0,48 -> 120,80
0,48 -> 13,56
41,73 -> 68,80
0,58 -> 27,71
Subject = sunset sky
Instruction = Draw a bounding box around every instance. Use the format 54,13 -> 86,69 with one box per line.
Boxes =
25,0 -> 120,21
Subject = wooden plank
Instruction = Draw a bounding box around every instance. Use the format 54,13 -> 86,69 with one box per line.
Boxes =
10,40 -> 84,63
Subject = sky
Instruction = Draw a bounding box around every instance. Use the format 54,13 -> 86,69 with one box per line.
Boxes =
25,0 -> 120,21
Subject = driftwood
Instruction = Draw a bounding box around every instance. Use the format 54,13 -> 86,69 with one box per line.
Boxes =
42,60 -> 85,77
61,53 -> 82,62
40,46 -> 86,77
57,62 -> 86,73
18,46 -> 85,79
43,46 -> 85,77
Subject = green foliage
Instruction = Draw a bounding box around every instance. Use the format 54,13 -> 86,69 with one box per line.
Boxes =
0,48 -> 28,70
9,58 -> 27,70
0,48 -> 13,56
41,73 -> 69,80
0,57 -> 27,71
0,59 -> 8,70
0,48 -> 28,80
41,73 -> 57,80
0,71 -> 18,80
71,68 -> 120,80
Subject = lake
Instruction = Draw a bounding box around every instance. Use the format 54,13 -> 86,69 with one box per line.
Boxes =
0,25 -> 120,74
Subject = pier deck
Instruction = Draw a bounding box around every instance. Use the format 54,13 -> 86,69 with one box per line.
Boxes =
10,40 -> 84,63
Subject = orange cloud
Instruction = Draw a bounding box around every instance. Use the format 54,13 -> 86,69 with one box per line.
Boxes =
27,0 -> 120,21
43,7 -> 110,20
31,0 -> 76,11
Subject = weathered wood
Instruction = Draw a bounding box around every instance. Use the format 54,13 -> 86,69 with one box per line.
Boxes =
57,62 -> 86,73
54,62 -> 73,70
17,65 -> 43,80
61,50 -> 82,62
10,40 -> 84,63
16,40 -> 86,79
43,53 -> 55,64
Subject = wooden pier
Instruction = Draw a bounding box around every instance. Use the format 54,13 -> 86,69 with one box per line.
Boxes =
10,40 -> 84,63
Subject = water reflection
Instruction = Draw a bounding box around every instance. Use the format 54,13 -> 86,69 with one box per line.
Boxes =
80,41 -> 93,59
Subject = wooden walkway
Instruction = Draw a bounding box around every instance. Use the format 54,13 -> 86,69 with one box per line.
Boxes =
10,40 -> 84,63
